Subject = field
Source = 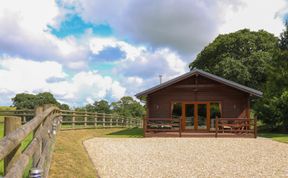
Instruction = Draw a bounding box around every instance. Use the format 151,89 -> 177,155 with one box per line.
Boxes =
49,128 -> 143,178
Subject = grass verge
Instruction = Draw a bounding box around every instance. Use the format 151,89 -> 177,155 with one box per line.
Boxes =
49,127 -> 143,178
258,132 -> 288,143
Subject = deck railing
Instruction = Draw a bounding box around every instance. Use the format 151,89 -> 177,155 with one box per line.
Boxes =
144,118 -> 182,137
215,117 -> 257,138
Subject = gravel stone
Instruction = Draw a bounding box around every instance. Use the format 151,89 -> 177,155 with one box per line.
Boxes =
84,138 -> 288,178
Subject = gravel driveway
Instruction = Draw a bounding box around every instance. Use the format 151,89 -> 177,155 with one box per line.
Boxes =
84,138 -> 288,178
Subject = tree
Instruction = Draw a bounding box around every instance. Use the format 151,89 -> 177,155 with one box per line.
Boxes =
59,103 -> 70,110
83,100 -> 111,113
189,29 -> 278,90
12,92 -> 60,109
111,96 -> 145,118
254,23 -> 288,131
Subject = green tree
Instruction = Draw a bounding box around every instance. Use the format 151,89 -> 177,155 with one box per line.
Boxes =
12,93 -> 36,109
83,100 -> 111,113
254,24 -> 288,131
12,92 -> 60,109
59,103 -> 70,110
189,29 -> 278,90
111,96 -> 145,118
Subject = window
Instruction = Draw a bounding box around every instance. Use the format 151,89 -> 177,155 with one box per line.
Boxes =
210,102 -> 222,130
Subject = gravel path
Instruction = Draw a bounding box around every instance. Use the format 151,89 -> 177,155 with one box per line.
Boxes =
84,138 -> 288,178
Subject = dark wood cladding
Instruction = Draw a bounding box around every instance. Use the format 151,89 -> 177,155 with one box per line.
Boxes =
147,75 -> 249,118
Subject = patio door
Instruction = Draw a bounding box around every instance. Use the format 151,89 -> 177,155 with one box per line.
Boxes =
183,102 -> 210,131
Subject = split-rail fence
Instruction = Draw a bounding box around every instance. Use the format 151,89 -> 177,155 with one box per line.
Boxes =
0,106 -> 142,178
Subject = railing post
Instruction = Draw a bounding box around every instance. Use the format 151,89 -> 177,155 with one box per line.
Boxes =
94,113 -> 97,128
72,111 -> 75,129
215,116 -> 218,138
254,115 -> 257,138
84,111 -> 87,128
143,116 -> 146,137
4,116 -> 22,175
179,117 -> 182,137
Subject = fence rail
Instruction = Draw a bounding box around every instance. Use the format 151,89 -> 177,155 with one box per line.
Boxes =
0,107 -> 142,177
60,110 -> 142,130
0,105 -> 61,178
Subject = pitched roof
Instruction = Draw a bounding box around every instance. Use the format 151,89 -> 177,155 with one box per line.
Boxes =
135,68 -> 263,98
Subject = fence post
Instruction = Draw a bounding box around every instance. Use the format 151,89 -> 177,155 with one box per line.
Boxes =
215,116 -> 218,138
103,114 -> 105,127
254,115 -> 257,138
110,115 -> 112,128
72,111 -> 75,129
4,116 -> 22,175
94,113 -> 97,128
32,106 -> 44,167
116,117 -> 119,127
84,111 -> 87,128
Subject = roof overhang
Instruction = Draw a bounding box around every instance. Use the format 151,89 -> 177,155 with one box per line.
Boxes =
135,69 -> 263,98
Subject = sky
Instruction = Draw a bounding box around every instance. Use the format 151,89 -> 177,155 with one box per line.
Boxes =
0,0 -> 287,106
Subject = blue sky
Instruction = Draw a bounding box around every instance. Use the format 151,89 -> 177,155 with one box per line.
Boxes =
0,0 -> 287,106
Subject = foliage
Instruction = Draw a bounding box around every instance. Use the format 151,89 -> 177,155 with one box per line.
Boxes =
251,25 -> 288,131
84,100 -> 111,113
189,29 -> 278,90
59,103 -> 70,110
111,96 -> 145,118
12,92 -> 60,109
78,97 -> 145,118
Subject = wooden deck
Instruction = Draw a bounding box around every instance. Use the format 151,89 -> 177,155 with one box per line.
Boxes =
144,117 -> 257,138
145,131 -> 255,138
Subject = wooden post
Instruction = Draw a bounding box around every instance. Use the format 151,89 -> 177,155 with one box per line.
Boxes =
215,116 -> 218,138
94,113 -> 97,128
84,111 -> 87,128
23,115 -> 27,124
143,117 -> 146,137
4,116 -> 22,175
254,115 -> 257,138
33,106 -> 43,167
72,111 -> 75,129
179,117 -> 182,137
116,117 -> 119,127
103,114 -> 105,127
110,116 -> 112,128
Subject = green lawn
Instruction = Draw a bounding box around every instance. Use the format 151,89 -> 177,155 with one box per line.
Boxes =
258,132 -> 288,143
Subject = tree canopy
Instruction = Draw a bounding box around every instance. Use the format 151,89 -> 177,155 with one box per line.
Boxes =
12,92 -> 60,109
189,29 -> 278,90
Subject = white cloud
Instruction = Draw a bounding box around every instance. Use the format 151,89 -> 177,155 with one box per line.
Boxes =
65,0 -> 286,56
0,57 -> 126,106
219,0 -> 286,36
0,0 -> 89,69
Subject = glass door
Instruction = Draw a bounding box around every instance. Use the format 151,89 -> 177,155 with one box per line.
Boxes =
197,104 -> 207,130
185,104 -> 194,129
184,102 -> 209,131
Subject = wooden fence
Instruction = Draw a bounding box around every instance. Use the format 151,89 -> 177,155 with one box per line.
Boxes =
0,107 -> 142,177
0,105 -> 61,178
60,110 -> 142,130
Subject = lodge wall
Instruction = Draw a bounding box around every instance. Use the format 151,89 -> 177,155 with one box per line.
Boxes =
147,75 -> 249,118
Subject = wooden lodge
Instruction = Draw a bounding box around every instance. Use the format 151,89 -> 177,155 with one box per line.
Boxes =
135,69 -> 262,138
